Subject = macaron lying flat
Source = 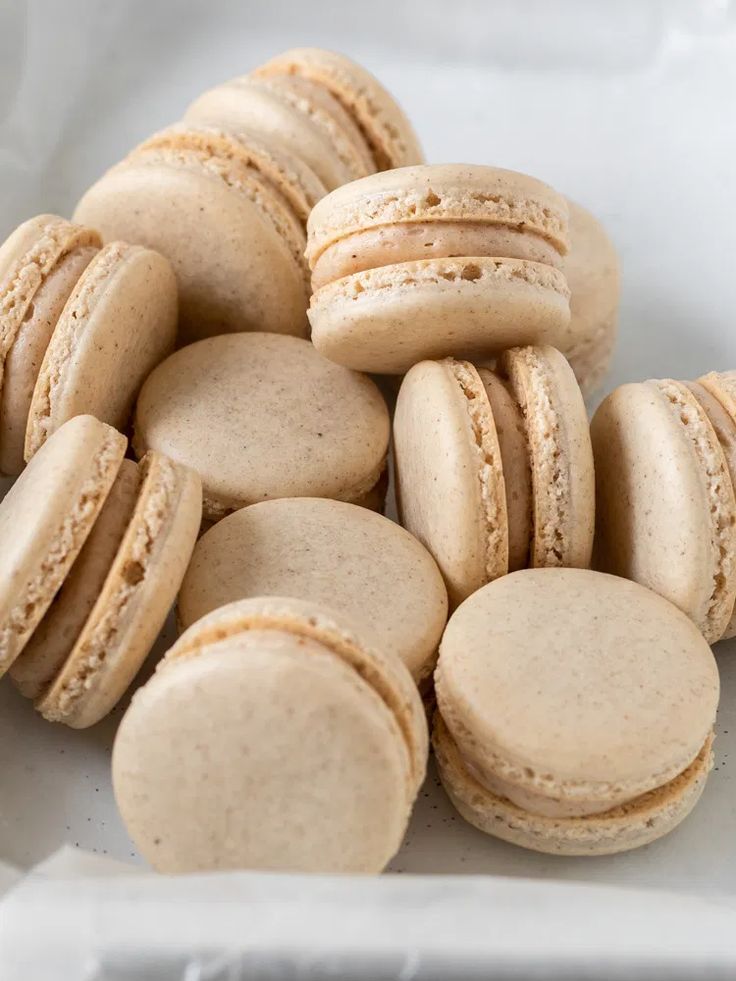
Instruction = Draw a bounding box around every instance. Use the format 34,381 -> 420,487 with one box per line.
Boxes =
74,127 -> 326,344
177,497 -> 448,684
592,373 -> 736,643
112,597 -> 428,874
306,165 -> 572,374
434,569 -> 719,855
0,414 -> 202,727
562,200 -> 620,397
0,214 -> 177,474
393,345 -> 594,607
134,333 -> 390,523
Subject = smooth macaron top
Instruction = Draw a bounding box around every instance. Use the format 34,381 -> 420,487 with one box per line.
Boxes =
177,497 -> 449,683
393,345 -> 594,607
253,47 -> 423,173
436,569 -> 719,814
592,378 -> 736,643
112,596 -> 427,874
133,333 -> 390,522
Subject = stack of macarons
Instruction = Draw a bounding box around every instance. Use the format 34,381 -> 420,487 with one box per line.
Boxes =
0,214 -> 177,475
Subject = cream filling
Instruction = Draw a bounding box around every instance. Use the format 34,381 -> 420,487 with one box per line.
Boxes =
311,221 -> 562,289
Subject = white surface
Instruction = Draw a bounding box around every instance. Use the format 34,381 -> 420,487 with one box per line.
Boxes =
2,0 -> 736,976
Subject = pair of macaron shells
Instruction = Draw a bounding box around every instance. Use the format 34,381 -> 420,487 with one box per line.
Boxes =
0,415 -> 201,728
0,215 -> 176,475
306,165 -> 619,393
593,371 -> 736,645
74,48 -> 423,344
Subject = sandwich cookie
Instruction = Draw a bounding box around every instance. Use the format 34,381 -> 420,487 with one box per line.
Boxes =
562,200 -> 620,397
592,372 -> 736,643
0,215 -> 176,473
306,165 -> 572,374
434,569 -> 719,855
177,497 -> 449,685
74,127 -> 326,344
134,333 -> 390,523
112,596 -> 428,874
393,345 -> 594,607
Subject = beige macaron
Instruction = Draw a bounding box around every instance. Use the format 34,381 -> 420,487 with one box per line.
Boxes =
562,200 -> 620,397
112,596 -> 428,874
306,165 -> 572,374
74,126 -> 326,344
177,497 -> 448,684
592,372 -> 736,644
0,215 -> 176,474
393,346 -> 594,607
134,333 -> 390,523
434,568 -> 719,855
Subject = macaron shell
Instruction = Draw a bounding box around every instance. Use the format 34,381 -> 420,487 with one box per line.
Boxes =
0,244 -> 98,475
592,381 -> 736,642
133,333 -> 390,521
113,631 -> 413,873
309,257 -> 572,375
73,153 -> 309,344
10,458 -> 141,700
306,164 -> 569,266
24,243 -> 177,460
0,415 -> 126,676
310,221 -> 562,290
562,200 -> 619,396
177,497 -> 448,683
435,568 -> 719,805
500,345 -> 594,570
254,47 -> 423,171
433,713 -> 713,856
394,360 -> 505,607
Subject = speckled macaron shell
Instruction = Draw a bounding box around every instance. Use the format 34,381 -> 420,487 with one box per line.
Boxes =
393,358 -> 508,608
24,242 -> 177,461
499,345 -> 594,570
433,713 -> 713,856
112,597 -> 427,874
35,451 -> 202,729
0,244 -> 99,475
592,380 -> 736,643
177,497 -> 448,684
73,128 -> 326,344
435,569 -> 718,850
185,75 -> 374,190
254,47 -> 423,172
0,415 -> 126,676
561,200 -> 620,397
133,333 -> 390,523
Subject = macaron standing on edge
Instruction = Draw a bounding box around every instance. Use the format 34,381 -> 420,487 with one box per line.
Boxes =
306,165 -> 572,374
393,345 -> 595,607
0,214 -> 177,474
177,497 -> 449,685
133,333 -> 391,523
434,569 -> 719,855
112,597 -> 428,874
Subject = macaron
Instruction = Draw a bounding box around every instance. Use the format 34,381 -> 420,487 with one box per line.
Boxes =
0,414 -> 202,728
562,200 -> 620,397
592,373 -> 736,643
393,345 -> 594,607
0,215 -> 176,474
306,165 -> 572,374
74,126 -> 326,344
177,497 -> 448,684
434,568 -> 719,855
133,333 -> 390,523
112,596 -> 428,874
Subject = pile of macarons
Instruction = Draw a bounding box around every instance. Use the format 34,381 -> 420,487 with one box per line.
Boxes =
0,47 -> 728,875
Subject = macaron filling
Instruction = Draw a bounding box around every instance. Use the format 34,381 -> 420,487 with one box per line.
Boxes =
310,221 -> 563,289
